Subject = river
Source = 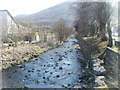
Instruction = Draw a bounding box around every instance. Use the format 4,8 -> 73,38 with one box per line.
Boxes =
2,39 -> 85,88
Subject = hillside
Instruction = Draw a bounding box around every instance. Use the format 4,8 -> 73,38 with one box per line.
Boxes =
15,2 -> 75,26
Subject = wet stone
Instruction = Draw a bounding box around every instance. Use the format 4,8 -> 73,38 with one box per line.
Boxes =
62,85 -> 67,88
32,68 -> 35,70
39,57 -> 42,59
64,52 -> 67,55
25,75 -> 28,78
77,57 -> 81,60
11,63 -> 14,66
43,77 -> 45,79
45,70 -> 49,73
35,80 -> 40,84
35,59 -> 38,61
68,73 -> 71,75
22,86 -> 29,88
77,80 -> 81,83
37,69 -> 40,72
50,72 -> 53,74
9,85 -> 13,88
47,64 -> 50,67
56,75 -> 60,78
13,70 -> 17,73
59,58 -> 63,61
59,67 -> 62,70
65,53 -> 67,55
28,69 -> 33,72
38,74 -> 41,77
76,51 -> 79,53
63,55 -> 66,57
55,52 -> 58,53
33,55 -> 39,58
19,65 -> 24,68
47,77 -> 49,81
56,63 -> 58,66
33,62 -> 36,64
44,81 -> 46,83
7,75 -> 11,78
67,84 -> 71,87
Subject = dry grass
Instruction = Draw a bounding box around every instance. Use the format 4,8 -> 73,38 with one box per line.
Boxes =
111,46 -> 120,53
1,42 -> 63,71
83,36 -> 97,40
82,36 -> 108,58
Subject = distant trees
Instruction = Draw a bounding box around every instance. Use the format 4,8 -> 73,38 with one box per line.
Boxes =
17,21 -> 30,28
74,2 -> 112,59
51,19 -> 74,42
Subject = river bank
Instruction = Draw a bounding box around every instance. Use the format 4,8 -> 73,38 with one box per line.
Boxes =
1,42 -> 63,71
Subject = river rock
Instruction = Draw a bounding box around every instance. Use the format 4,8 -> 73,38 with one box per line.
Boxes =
94,76 -> 107,88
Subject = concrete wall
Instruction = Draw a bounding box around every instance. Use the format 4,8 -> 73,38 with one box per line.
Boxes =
101,47 -> 119,88
115,41 -> 120,48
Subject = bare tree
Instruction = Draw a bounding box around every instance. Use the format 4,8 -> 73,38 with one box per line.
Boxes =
95,2 -> 112,41
74,2 -> 112,59
51,18 -> 74,42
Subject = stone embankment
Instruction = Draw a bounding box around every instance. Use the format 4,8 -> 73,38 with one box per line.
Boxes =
91,47 -> 119,88
92,58 -> 107,88
100,47 -> 119,88
79,58 -> 108,88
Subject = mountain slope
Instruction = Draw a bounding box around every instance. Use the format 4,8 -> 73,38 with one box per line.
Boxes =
15,2 -> 75,26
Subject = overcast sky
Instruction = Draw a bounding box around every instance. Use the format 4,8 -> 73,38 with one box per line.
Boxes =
0,0 -> 67,16
0,0 -> 119,16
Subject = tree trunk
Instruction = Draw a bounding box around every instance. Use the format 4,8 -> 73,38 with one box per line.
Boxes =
107,22 -> 113,47
99,24 -> 107,41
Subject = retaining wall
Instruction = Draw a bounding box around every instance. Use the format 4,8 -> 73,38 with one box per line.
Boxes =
115,41 -> 120,48
101,47 -> 120,88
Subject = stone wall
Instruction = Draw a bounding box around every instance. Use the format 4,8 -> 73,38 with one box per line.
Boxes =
91,58 -> 107,88
100,47 -> 120,88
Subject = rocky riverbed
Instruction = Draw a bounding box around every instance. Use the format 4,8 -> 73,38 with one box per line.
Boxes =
2,39 -> 85,88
